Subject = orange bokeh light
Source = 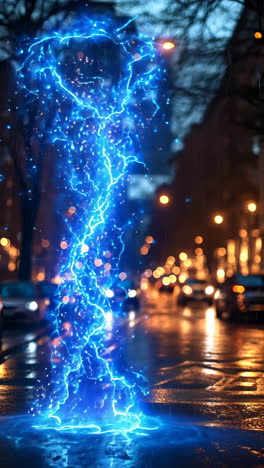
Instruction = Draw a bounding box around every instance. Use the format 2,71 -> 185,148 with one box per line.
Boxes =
60,240 -> 68,249
214,215 -> 223,224
68,206 -> 76,214
159,194 -> 170,205
232,285 -> 245,294
162,41 -> 175,50
145,236 -> 154,244
42,239 -> 49,248
140,246 -> 149,255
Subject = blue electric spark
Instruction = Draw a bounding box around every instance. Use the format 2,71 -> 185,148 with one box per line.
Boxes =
18,16 -> 163,433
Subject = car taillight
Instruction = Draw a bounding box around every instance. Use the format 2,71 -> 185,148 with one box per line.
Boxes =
232,285 -> 245,293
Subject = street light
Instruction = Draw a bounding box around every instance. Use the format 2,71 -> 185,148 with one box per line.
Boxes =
157,39 -> 176,55
247,201 -> 257,213
179,252 -> 187,261
145,235 -> 154,244
213,214 -> 224,225
254,31 -> 263,39
159,194 -> 170,205
195,235 -> 203,244
162,41 -> 175,51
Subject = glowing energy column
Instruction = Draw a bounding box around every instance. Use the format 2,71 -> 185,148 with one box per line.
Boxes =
19,18 -> 161,432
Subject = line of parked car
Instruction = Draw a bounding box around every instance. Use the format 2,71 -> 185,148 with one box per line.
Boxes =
0,272 -> 263,339
0,279 -> 141,339
177,274 -> 264,322
214,273 -> 264,321
0,281 -> 51,323
177,278 -> 215,306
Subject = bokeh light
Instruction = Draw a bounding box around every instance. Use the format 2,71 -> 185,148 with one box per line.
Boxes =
162,41 -> 175,50
214,214 -> 224,224
159,194 -> 170,205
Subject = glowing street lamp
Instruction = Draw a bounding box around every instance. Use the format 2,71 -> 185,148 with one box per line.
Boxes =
213,214 -> 224,225
195,235 -> 203,244
247,201 -> 257,213
179,252 -> 187,261
145,235 -> 154,244
159,194 -> 170,205
254,31 -> 262,39
162,41 -> 175,51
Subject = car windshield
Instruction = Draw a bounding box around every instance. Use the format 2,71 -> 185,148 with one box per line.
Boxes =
0,282 -> 36,298
236,275 -> 264,287
186,279 -> 206,285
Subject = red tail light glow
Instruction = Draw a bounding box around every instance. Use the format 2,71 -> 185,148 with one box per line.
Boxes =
232,285 -> 245,293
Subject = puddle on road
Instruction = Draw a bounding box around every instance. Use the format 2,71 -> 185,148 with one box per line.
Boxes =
0,414 -> 263,467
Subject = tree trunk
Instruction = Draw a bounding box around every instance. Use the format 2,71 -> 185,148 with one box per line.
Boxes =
259,140 -> 264,273
18,197 -> 39,281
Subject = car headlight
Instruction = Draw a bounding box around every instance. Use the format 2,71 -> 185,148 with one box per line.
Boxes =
214,289 -> 220,299
128,289 -> 137,298
25,301 -> 38,311
205,285 -> 214,295
182,285 -> 192,295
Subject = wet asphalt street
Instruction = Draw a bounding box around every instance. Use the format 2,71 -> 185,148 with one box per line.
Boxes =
0,290 -> 263,467
140,290 -> 264,430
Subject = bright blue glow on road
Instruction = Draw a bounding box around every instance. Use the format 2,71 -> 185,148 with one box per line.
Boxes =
19,17 -> 162,432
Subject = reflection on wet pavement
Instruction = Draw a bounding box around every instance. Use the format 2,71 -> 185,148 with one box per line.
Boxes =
0,331 -> 51,415
0,414 -> 263,468
136,290 -> 264,432
0,290 -> 263,466
0,289 -> 263,437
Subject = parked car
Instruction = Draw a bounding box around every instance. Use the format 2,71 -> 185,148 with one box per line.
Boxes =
0,281 -> 50,322
214,274 -> 264,321
40,280 -> 141,315
178,278 -> 215,306
0,297 -> 3,342
104,281 -> 140,313
159,283 -> 175,294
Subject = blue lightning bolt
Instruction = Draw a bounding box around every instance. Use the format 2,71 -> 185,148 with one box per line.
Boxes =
19,16 -> 163,433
